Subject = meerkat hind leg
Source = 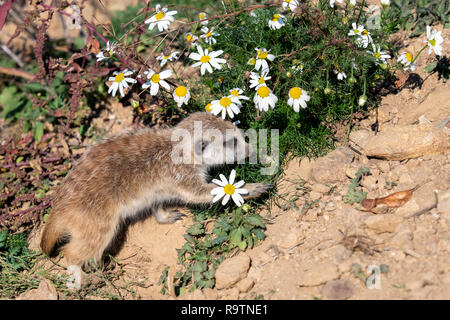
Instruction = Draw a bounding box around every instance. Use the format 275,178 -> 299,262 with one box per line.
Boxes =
153,206 -> 186,224
66,265 -> 83,290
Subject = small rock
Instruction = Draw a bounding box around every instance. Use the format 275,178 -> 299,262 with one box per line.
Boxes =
310,183 -> 330,194
16,279 -> 58,300
311,147 -> 355,184
310,191 -> 322,201
437,191 -> 450,215
365,214 -> 403,233
203,288 -> 218,300
215,254 -> 251,290
349,125 -> 450,161
321,279 -> 355,300
236,278 -> 255,293
361,175 -> 378,191
221,287 -> 240,300
298,263 -> 339,287
325,202 -> 336,212
377,161 -> 390,173
405,279 -> 424,291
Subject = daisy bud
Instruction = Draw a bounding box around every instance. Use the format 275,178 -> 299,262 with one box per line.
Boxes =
379,63 -> 388,70
242,203 -> 251,213
324,87 -> 331,95
286,71 -> 292,78
358,95 -> 367,107
130,99 -> 140,108
349,76 -> 357,84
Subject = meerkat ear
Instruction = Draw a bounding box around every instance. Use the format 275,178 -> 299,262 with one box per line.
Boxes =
194,139 -> 209,155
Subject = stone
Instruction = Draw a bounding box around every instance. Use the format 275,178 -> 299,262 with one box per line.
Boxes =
298,263 -> 339,287
321,279 -> 355,300
311,147 -> 355,184
349,125 -> 450,161
361,175 -> 378,191
310,191 -> 322,201
221,287 -> 240,300
16,279 -> 58,300
236,278 -> 255,293
284,156 -> 315,181
364,214 -> 403,233
437,191 -> 450,215
310,183 -> 330,194
215,254 -> 251,290
203,288 -> 219,300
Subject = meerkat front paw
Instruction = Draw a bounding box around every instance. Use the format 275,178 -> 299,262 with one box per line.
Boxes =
154,207 -> 186,224
243,183 -> 273,199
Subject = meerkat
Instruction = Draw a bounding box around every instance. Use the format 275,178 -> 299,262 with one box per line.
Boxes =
40,112 -> 271,288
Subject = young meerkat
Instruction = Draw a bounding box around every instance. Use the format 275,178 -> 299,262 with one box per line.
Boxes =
40,112 -> 271,288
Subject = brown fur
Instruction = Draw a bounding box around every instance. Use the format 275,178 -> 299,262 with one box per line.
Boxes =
40,112 -> 270,268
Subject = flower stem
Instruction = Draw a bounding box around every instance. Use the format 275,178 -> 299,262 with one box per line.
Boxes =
411,44 -> 428,65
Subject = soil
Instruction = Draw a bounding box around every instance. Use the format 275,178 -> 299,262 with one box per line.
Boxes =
5,1 -> 450,300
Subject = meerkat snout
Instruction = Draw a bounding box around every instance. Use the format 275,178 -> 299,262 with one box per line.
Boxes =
40,112 -> 271,289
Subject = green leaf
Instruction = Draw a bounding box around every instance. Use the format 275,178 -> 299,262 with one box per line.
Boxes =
244,214 -> 265,228
424,62 -> 437,73
229,228 -> 242,247
253,228 -> 266,240
186,223 -> 204,236
33,122 -> 44,143
238,240 -> 247,251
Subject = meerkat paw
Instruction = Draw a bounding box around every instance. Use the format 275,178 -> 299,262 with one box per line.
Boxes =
243,183 -> 273,199
154,208 -> 186,224
66,265 -> 82,290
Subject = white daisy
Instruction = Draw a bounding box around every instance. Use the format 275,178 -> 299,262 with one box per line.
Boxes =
200,26 -> 219,45
282,0 -> 299,11
156,51 -> 179,66
291,62 -> 304,74
253,85 -> 278,112
205,102 -> 213,112
398,52 -> 416,71
355,29 -> 372,48
381,0 -> 390,6
107,69 -> 137,97
173,86 -> 191,107
198,12 -> 208,25
249,70 -> 271,89
229,88 -> 250,104
185,33 -> 199,46
144,4 -> 177,32
349,0 -> 357,6
96,41 -> 116,62
254,48 -> 276,71
348,22 -> 365,37
287,87 -> 310,112
425,26 -> 444,56
210,95 -> 241,119
334,69 -> 347,80
211,169 -> 248,207
367,43 -> 391,65
142,69 -> 172,96
189,46 -> 227,75
330,0 -> 343,8
268,14 -> 286,30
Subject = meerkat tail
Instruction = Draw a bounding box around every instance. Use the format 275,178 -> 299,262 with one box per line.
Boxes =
40,220 -> 66,257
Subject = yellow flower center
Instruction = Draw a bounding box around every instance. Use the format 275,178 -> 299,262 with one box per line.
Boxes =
405,52 -> 413,62
114,73 -> 125,83
249,58 -> 256,65
164,55 -> 171,59
362,30 -> 369,36
175,86 -> 187,97
258,77 -> 265,84
257,86 -> 270,98
429,39 -> 436,47
272,14 -> 280,22
206,32 -> 212,38
353,29 -> 360,34
205,103 -> 212,112
187,34 -> 193,42
151,73 -> 160,83
155,12 -> 165,20
220,97 -> 232,107
224,184 -> 235,195
342,17 -> 348,24
257,49 -> 268,59
375,52 -> 381,58
199,13 -> 205,19
200,55 -> 211,63
109,50 -> 114,56
289,87 -> 302,99
230,90 -> 239,96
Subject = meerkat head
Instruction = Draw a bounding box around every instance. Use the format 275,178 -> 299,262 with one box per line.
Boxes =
172,112 -> 254,167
